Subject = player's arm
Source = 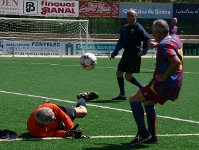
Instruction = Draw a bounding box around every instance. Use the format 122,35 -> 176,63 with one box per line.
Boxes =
110,27 -> 123,59
155,55 -> 181,82
163,55 -> 181,77
148,42 -> 158,49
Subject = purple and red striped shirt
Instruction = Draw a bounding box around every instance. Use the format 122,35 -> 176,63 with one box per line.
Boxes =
150,34 -> 184,100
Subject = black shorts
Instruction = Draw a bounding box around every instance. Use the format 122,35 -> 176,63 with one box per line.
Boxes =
57,105 -> 76,121
118,56 -> 141,73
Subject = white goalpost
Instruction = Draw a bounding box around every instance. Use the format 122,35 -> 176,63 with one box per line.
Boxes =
0,17 -> 95,56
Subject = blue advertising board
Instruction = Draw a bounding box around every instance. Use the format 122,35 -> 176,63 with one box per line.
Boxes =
173,4 -> 199,19
183,43 -> 199,56
120,3 -> 173,19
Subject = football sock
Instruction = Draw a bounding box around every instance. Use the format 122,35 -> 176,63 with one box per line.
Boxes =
129,77 -> 143,89
130,102 -> 146,132
76,97 -> 86,107
117,76 -> 125,96
144,105 -> 157,136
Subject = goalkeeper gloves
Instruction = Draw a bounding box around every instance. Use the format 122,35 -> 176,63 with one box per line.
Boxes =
66,124 -> 83,139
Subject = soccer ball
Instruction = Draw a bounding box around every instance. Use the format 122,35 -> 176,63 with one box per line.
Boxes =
79,53 -> 97,70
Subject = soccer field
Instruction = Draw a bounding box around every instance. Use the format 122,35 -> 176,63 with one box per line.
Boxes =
0,57 -> 198,150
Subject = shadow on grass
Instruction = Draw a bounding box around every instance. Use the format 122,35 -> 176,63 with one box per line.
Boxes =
18,132 -> 43,141
19,132 -> 32,138
87,99 -> 126,104
83,142 -> 150,150
140,71 -> 154,74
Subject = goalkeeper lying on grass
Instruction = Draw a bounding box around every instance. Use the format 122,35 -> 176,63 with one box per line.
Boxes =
27,92 -> 99,138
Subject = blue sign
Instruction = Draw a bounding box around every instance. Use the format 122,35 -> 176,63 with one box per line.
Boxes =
120,3 -> 173,19
173,4 -> 199,19
76,43 -> 116,51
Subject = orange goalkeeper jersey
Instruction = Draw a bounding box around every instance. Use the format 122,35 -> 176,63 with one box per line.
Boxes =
27,103 -> 74,138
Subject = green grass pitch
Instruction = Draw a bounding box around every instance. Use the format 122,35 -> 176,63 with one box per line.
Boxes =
0,57 -> 198,150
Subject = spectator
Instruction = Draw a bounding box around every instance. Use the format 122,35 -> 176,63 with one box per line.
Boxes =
169,17 -> 178,34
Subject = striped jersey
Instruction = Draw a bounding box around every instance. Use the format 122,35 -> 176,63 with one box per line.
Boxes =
150,34 -> 184,100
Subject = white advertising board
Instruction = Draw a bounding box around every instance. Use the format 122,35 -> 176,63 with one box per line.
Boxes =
0,40 -> 157,56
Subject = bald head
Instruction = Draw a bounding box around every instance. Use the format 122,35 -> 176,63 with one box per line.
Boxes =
127,9 -> 137,17
127,9 -> 137,25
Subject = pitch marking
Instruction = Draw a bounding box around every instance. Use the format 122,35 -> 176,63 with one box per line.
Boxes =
0,133 -> 199,142
0,90 -> 199,125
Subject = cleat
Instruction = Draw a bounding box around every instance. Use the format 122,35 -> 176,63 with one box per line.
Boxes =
77,92 -> 99,101
112,95 -> 126,100
143,135 -> 159,144
130,131 -> 152,146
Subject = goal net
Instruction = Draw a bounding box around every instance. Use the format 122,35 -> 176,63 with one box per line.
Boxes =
0,18 -> 96,56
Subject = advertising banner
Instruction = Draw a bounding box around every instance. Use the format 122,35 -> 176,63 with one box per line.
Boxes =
0,0 -> 21,15
22,0 -> 79,17
183,43 -> 199,56
0,40 -> 66,55
0,40 -> 157,56
79,2 -> 119,18
173,3 -> 199,19
120,3 -> 173,19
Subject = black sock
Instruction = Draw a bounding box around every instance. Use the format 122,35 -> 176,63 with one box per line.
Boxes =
129,77 -> 143,89
117,76 -> 125,96
76,97 -> 86,107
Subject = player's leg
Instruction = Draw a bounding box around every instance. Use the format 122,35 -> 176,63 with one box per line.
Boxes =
125,72 -> 143,89
129,89 -> 152,146
75,91 -> 100,117
77,92 -> 99,101
74,105 -> 87,118
56,106 -> 77,130
125,57 -> 143,89
143,101 -> 159,144
112,58 -> 126,100
56,96 -> 88,130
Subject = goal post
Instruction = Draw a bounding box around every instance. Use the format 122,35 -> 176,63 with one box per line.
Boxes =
0,17 -> 95,56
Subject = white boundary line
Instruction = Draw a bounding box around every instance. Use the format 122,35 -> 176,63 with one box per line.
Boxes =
0,55 -> 199,58
1,133 -> 199,142
0,90 -> 199,142
0,90 -> 199,125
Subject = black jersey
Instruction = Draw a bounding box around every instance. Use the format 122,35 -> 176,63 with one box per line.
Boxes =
112,22 -> 151,58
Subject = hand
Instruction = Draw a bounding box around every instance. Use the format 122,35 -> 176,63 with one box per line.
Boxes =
148,42 -> 158,49
110,54 -> 115,60
155,74 -> 167,82
66,124 -> 83,139
69,128 -> 83,139
138,51 -> 145,57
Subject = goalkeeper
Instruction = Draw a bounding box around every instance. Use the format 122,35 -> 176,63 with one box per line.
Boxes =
27,92 -> 99,138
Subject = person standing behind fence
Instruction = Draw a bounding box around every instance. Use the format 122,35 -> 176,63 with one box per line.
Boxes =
110,9 -> 151,100
169,18 -> 178,34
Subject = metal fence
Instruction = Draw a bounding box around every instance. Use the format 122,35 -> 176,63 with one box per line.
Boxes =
88,18 -> 199,35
